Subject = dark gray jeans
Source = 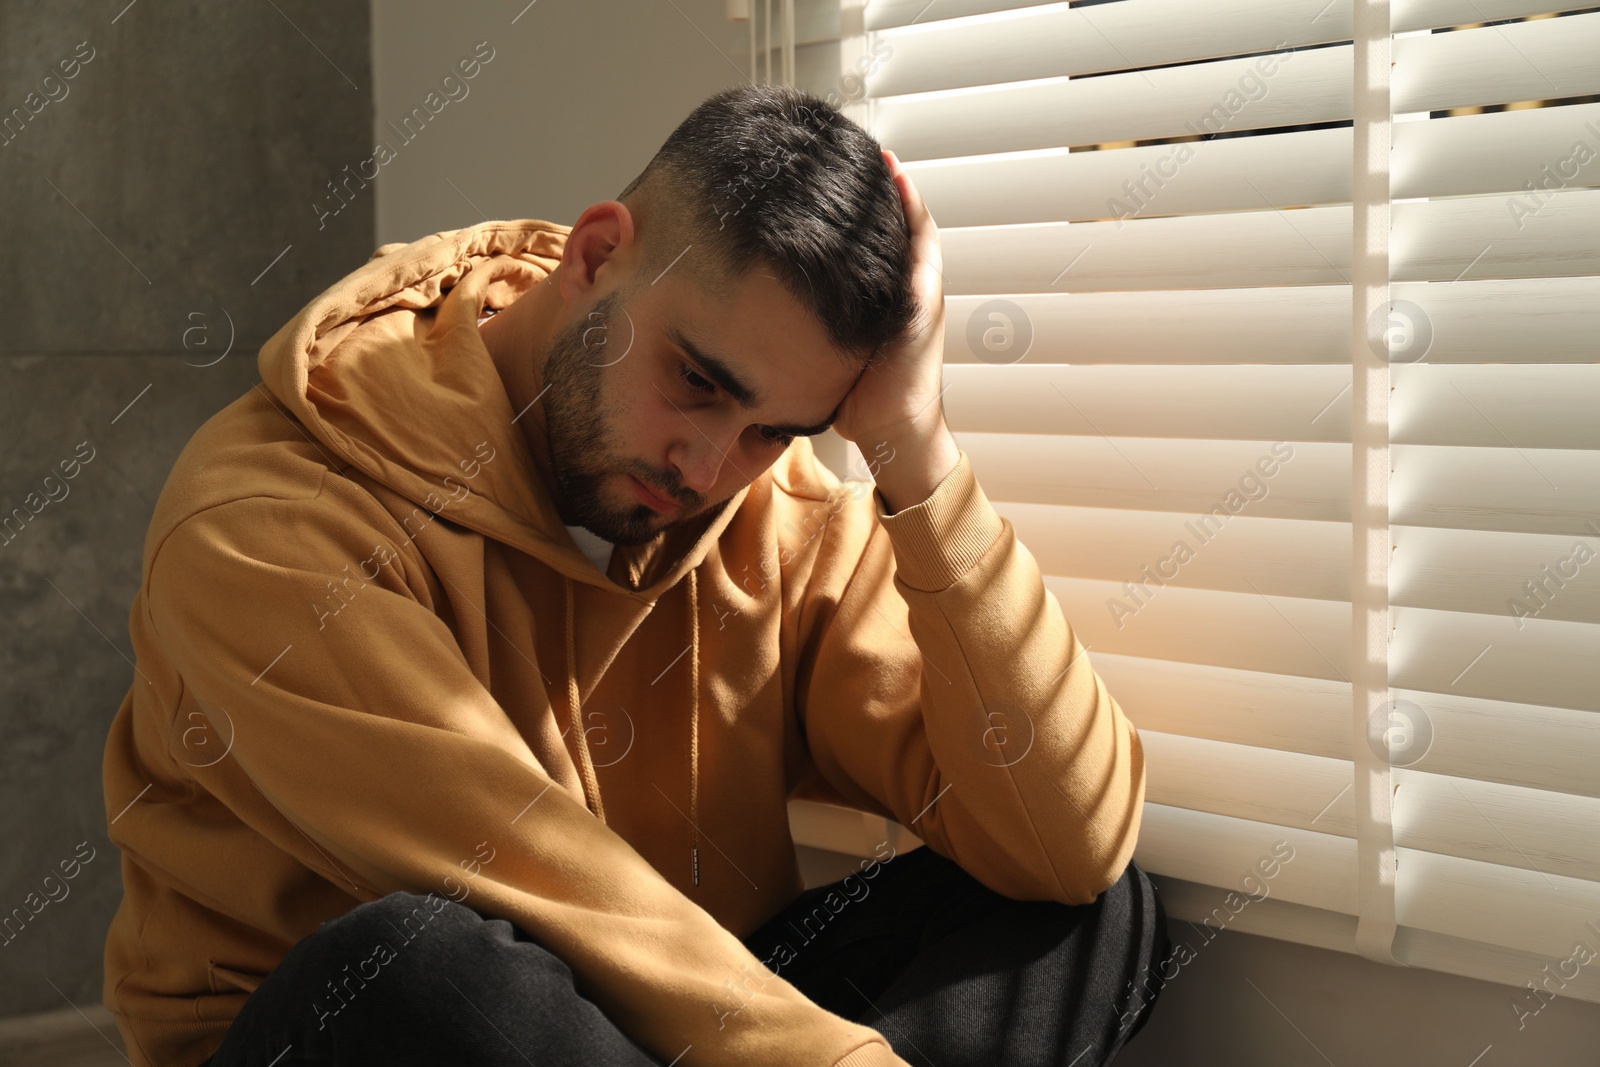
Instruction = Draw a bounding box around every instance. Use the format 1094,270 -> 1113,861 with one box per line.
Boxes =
204,845 -> 1170,1066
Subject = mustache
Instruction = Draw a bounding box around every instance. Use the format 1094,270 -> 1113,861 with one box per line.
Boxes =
631,468 -> 696,508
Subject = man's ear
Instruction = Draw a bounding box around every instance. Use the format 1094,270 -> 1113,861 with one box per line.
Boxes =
559,199 -> 637,308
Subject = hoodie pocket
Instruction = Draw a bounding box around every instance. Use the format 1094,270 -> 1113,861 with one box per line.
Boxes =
207,959 -> 265,996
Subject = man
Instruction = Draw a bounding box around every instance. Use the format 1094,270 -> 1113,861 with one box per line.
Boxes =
102,85 -> 1168,1067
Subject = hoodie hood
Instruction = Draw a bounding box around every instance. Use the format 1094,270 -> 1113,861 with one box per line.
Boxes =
256,218 -> 741,867
255,217 -> 748,599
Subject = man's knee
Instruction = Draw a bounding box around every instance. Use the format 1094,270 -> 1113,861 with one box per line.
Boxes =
1100,860 -> 1172,1042
1095,860 -> 1170,969
314,890 -> 573,990
315,891 -> 459,958
1107,858 -> 1167,925
289,893 -> 463,1022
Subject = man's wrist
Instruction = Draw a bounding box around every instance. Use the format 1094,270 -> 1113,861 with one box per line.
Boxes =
869,421 -> 960,516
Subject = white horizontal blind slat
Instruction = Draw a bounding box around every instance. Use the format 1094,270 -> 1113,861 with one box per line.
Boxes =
902,102 -> 1600,227
1396,849 -> 1600,960
1392,770 -> 1600,883
1392,444 -> 1600,536
1394,102 -> 1600,201
940,209 -> 1353,293
1388,688 -> 1600,799
908,129 -> 1351,227
871,0 -> 1351,97
1393,190 -> 1600,282
1095,652 -> 1353,760
1134,804 -> 1358,914
1392,524 -> 1600,622
866,0 -> 1587,34
940,288 -> 1352,364
939,279 -> 1600,364
1390,606 -> 1600,711
1100,657 -> 1600,799
1391,365 -> 1600,450
1393,0 -> 1600,33
1001,502 -> 1349,600
1046,576 -> 1351,680
866,0 -> 1058,33
1143,732 -> 1358,836
944,365 -> 1351,440
1394,11 -> 1600,113
961,434 -> 1350,519
934,195 -> 1600,295
875,44 -> 1351,161
1150,873 -> 1360,950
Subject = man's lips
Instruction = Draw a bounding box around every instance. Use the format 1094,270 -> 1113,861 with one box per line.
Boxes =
627,474 -> 682,514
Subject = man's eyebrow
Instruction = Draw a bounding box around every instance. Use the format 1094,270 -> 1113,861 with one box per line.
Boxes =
668,324 -> 762,407
665,323 -> 839,437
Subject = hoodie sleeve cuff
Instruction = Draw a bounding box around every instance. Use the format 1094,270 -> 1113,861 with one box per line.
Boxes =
832,1041 -> 909,1067
872,450 -> 1005,593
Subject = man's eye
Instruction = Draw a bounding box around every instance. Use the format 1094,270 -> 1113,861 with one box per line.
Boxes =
757,426 -> 794,447
677,363 -> 716,395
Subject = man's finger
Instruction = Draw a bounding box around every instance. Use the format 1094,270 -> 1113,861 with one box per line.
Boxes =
884,150 -> 931,238
883,149 -> 941,275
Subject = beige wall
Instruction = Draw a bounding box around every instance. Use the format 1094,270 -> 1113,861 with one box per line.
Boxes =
371,0 -> 754,244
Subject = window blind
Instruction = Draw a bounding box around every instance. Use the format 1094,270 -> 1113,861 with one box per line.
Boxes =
798,0 -> 1600,1003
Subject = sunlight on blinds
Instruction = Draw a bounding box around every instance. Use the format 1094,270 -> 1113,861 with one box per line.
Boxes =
838,0 -> 1600,1004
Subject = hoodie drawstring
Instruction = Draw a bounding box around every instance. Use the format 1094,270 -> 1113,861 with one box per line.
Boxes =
563,570 -> 701,887
687,569 -> 701,887
564,575 -> 605,826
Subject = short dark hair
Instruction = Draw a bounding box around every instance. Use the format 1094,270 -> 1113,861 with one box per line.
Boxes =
617,85 -> 916,367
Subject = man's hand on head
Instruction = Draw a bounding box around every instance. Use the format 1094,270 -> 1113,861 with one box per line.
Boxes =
832,149 -> 960,514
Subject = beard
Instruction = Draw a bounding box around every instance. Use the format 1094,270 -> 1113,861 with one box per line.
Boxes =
540,288 -> 705,547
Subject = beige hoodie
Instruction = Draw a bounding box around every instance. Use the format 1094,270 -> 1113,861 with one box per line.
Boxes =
101,218 -> 1146,1067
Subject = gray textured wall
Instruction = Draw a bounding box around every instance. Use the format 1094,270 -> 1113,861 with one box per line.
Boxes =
0,0 -> 372,1020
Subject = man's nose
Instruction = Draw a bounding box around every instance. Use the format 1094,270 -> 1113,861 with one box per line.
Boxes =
670,424 -> 741,494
